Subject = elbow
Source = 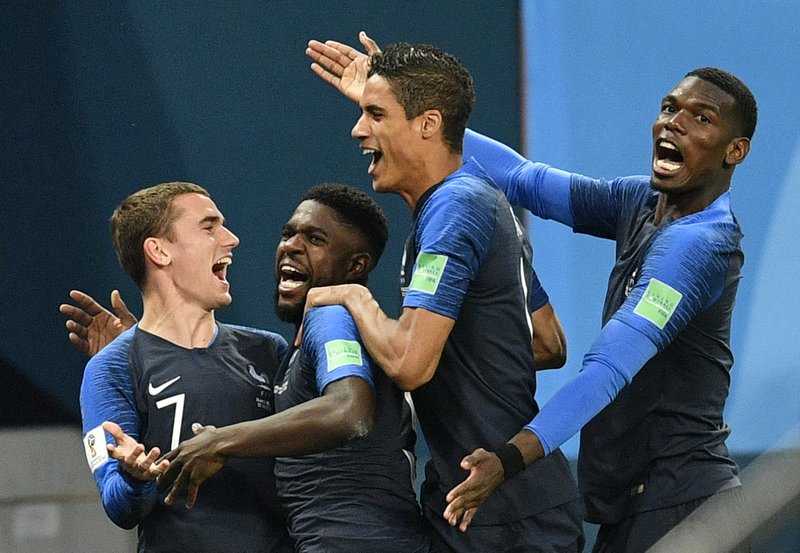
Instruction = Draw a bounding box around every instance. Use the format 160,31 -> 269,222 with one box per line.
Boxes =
103,505 -> 139,530
383,359 -> 437,392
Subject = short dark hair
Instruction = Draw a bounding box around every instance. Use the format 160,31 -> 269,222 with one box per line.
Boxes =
302,183 -> 389,274
686,67 -> 758,140
110,182 -> 210,289
369,42 -> 474,153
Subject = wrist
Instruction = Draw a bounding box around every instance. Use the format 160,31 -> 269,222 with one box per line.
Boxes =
494,442 -> 525,479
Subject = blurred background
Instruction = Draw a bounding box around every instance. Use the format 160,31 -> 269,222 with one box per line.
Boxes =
2,1 -> 797,551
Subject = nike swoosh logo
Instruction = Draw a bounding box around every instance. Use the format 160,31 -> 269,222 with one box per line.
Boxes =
148,376 -> 181,396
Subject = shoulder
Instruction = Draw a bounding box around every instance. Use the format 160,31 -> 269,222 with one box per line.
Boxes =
303,306 -> 357,339
221,322 -> 289,350
85,327 -> 136,374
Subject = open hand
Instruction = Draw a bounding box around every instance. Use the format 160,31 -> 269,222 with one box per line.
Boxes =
158,424 -> 225,509
306,31 -> 381,104
60,289 -> 137,356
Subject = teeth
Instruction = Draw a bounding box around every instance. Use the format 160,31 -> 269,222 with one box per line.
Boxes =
655,159 -> 682,171
214,256 -> 232,267
659,141 -> 678,151
362,148 -> 377,155
280,264 -> 302,276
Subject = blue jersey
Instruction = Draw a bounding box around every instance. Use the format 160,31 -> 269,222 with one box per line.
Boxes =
401,160 -> 580,530
273,306 -> 431,553
80,324 -> 292,553
465,129 -> 744,524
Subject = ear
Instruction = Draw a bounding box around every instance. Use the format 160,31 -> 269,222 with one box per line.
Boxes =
346,252 -> 371,281
725,136 -> 750,167
143,237 -> 171,268
419,109 -> 444,140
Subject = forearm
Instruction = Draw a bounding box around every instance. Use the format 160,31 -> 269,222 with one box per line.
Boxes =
96,466 -> 157,529
215,385 -> 372,458
525,320 -> 657,455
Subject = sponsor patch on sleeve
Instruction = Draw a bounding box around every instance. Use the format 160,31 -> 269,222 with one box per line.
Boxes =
324,340 -> 363,372
633,278 -> 683,329
408,253 -> 448,295
83,424 -> 109,472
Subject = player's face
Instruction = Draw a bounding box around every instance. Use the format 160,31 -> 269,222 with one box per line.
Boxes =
160,193 -> 239,310
651,76 -> 743,200
274,200 -> 362,324
352,75 -> 427,199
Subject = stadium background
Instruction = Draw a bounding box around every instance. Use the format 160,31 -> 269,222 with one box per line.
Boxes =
2,2 -> 797,551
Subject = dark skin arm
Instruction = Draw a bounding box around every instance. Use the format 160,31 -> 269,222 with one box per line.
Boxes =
531,302 -> 567,369
59,289 -> 137,356
159,376 -> 375,508
444,428 -> 545,531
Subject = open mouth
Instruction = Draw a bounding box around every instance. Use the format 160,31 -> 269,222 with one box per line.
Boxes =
362,147 -> 383,175
278,263 -> 308,292
212,256 -> 232,282
654,139 -> 684,173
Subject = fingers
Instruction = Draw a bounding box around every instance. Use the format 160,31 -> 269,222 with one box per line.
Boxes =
60,303 -> 94,328
163,467 -> 189,506
68,289 -> 106,317
102,421 -> 124,442
459,508 -> 477,532
111,289 -> 137,326
358,31 -> 381,54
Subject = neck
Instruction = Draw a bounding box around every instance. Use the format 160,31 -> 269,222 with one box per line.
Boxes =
653,184 -> 728,225
138,289 -> 217,349
404,150 -> 463,210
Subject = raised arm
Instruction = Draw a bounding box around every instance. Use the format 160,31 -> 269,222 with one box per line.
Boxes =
306,31 -> 380,104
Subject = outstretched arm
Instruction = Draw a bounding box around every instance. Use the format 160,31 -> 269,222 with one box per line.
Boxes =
60,290 -> 137,356
160,375 -> 375,508
306,32 -> 380,103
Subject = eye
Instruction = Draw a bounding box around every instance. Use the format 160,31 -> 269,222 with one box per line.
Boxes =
697,114 -> 711,124
280,228 -> 294,240
308,234 -> 325,245
661,104 -> 676,114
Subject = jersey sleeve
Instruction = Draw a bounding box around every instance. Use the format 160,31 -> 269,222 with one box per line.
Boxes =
528,267 -> 550,313
612,221 -> 731,350
79,328 -> 157,529
402,180 -> 495,318
302,305 -> 375,394
463,129 -> 574,225
525,222 -> 732,454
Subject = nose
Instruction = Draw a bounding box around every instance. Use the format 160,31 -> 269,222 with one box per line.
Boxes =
221,226 -> 240,249
664,110 -> 687,134
351,113 -> 367,140
280,232 -> 304,255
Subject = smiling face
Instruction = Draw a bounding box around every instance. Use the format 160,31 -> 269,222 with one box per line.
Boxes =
651,76 -> 749,207
156,193 -> 239,311
274,200 -> 367,325
351,75 -> 427,200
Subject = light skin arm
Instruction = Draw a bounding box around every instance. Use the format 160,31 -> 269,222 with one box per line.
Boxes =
306,32 -> 377,104
301,283 -> 454,392
59,290 -> 137,356
531,302 -> 567,369
443,428 -> 545,531
159,376 -> 375,508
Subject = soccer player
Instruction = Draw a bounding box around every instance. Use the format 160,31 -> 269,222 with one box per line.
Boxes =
65,184 -> 433,553
305,40 -> 584,552
443,70 -> 757,553
75,182 -> 292,552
